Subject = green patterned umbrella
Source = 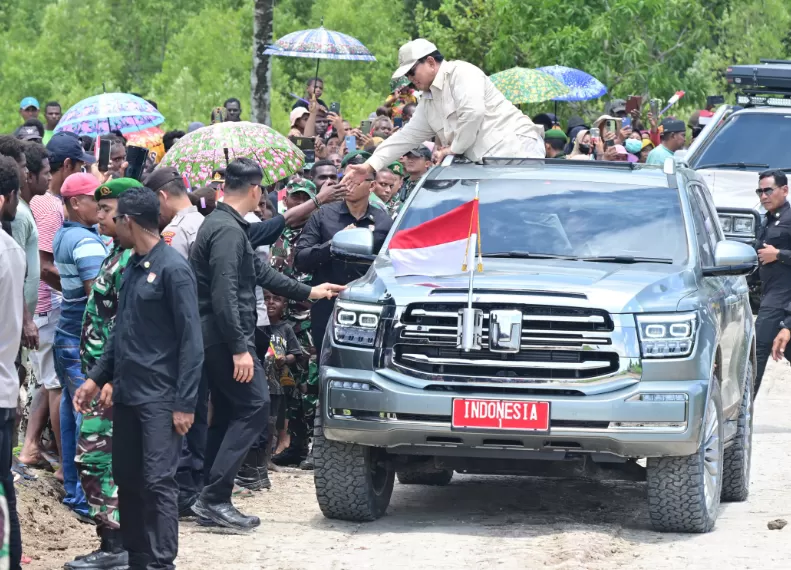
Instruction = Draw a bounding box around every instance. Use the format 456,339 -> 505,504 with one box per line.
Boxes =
389,75 -> 412,93
158,121 -> 305,188
489,67 -> 570,104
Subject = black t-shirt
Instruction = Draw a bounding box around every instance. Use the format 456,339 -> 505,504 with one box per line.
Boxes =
265,320 -> 303,395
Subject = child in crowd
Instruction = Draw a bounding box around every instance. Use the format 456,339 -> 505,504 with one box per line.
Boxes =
262,291 -> 305,466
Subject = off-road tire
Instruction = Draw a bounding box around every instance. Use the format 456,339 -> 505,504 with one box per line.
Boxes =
647,380 -> 724,533
722,361 -> 754,502
313,423 -> 394,521
396,469 -> 454,486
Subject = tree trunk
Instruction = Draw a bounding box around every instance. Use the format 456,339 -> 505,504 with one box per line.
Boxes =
251,0 -> 275,125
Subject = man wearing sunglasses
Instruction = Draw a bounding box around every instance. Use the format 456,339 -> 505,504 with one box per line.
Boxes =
295,170 -> 394,372
754,170 -> 791,394
343,39 -> 545,186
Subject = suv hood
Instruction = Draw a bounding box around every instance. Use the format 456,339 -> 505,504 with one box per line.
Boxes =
346,258 -> 697,315
698,169 -> 762,211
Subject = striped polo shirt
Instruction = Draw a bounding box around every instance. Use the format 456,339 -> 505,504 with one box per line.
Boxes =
52,221 -> 108,338
30,191 -> 65,314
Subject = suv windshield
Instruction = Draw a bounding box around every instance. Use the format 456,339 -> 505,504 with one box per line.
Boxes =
391,179 -> 689,263
692,112 -> 791,170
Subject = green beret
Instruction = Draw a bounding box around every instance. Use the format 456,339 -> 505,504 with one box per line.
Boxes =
95,177 -> 144,201
387,161 -> 405,177
544,129 -> 568,142
341,150 -> 372,169
287,179 -> 317,199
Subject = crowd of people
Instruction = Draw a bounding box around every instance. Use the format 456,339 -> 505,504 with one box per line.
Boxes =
0,36 -> 735,570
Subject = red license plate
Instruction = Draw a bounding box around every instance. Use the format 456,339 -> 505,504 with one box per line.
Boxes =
452,399 -> 550,431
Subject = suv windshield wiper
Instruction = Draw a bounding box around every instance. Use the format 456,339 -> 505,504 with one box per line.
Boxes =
579,256 -> 674,264
482,251 -> 579,260
695,162 -> 768,170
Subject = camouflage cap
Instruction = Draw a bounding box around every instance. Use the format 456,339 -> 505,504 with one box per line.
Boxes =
387,161 -> 405,177
287,179 -> 317,199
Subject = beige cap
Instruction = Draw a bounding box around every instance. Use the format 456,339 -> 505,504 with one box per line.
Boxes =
290,106 -> 309,126
392,38 -> 438,79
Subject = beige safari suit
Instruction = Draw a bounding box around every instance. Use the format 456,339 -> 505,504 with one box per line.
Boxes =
367,59 -> 545,171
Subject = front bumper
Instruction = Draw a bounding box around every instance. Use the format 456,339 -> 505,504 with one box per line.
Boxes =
321,366 -> 708,459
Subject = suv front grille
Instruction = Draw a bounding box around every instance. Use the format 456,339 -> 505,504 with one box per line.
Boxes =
392,303 -> 619,382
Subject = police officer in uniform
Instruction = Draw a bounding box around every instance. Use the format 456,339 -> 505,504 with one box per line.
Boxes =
146,167 -> 205,259
754,170 -> 791,394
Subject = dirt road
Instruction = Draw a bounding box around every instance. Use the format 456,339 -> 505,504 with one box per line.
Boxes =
27,360 -> 791,569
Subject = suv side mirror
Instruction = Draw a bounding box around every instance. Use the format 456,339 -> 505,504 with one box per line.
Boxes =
331,227 -> 376,263
701,240 -> 757,277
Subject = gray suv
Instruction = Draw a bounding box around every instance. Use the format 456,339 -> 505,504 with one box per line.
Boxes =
315,158 -> 757,533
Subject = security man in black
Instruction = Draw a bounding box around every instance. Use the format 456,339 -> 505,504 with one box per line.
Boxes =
188,158 -> 343,533
754,170 -> 791,393
294,167 -> 394,364
75,187 -> 203,570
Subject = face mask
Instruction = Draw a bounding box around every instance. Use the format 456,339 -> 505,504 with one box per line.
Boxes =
625,140 -> 643,154
578,143 -> 591,155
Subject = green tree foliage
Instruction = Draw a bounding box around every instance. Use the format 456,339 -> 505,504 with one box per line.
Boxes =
0,0 -> 788,134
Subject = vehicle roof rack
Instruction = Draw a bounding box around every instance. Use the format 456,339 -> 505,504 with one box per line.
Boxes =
727,61 -> 791,88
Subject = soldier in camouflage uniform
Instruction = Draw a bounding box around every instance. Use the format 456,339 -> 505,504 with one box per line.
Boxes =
269,180 -> 318,468
378,161 -> 406,218
67,178 -> 143,570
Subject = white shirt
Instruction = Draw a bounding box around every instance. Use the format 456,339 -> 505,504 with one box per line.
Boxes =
367,60 -> 545,171
0,229 -> 25,408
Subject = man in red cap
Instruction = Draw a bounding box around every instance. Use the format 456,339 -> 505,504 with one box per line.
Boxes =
52,172 -> 107,520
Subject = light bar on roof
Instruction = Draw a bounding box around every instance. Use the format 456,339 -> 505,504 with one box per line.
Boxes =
737,94 -> 791,107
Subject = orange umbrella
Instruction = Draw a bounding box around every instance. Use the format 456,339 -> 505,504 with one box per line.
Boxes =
124,126 -> 165,164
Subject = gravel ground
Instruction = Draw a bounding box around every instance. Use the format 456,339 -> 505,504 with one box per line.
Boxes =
24,359 -> 791,570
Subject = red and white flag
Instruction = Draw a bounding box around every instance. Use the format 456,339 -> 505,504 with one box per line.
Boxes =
389,198 -> 482,277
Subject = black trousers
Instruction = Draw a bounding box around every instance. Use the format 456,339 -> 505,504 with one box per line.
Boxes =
0,408 -> 22,570
200,343 -> 269,504
175,370 -> 209,508
114,402 -> 181,570
755,305 -> 791,394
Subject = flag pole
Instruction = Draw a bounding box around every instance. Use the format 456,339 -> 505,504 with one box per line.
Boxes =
459,182 -> 482,352
466,182 -> 479,312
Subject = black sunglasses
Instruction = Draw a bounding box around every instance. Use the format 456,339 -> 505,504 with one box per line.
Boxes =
406,56 -> 428,79
113,212 -> 143,223
756,187 -> 781,196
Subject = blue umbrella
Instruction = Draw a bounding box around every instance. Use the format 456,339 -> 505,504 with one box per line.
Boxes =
537,66 -> 607,102
263,25 -> 376,89
54,93 -> 164,138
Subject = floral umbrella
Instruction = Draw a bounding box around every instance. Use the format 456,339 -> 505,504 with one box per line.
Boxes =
489,68 -> 570,105
158,121 -> 305,188
54,93 -> 164,137
537,66 -> 607,102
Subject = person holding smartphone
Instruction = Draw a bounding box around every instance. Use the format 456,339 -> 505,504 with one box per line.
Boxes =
343,39 -> 545,185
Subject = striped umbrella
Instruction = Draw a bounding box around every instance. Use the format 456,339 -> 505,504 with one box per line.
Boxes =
262,25 -> 375,86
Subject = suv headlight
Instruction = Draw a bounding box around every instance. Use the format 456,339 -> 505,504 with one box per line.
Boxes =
718,213 -> 755,238
636,313 -> 697,358
333,301 -> 383,347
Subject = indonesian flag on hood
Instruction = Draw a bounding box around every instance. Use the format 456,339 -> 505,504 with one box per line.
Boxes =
389,199 -> 481,277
